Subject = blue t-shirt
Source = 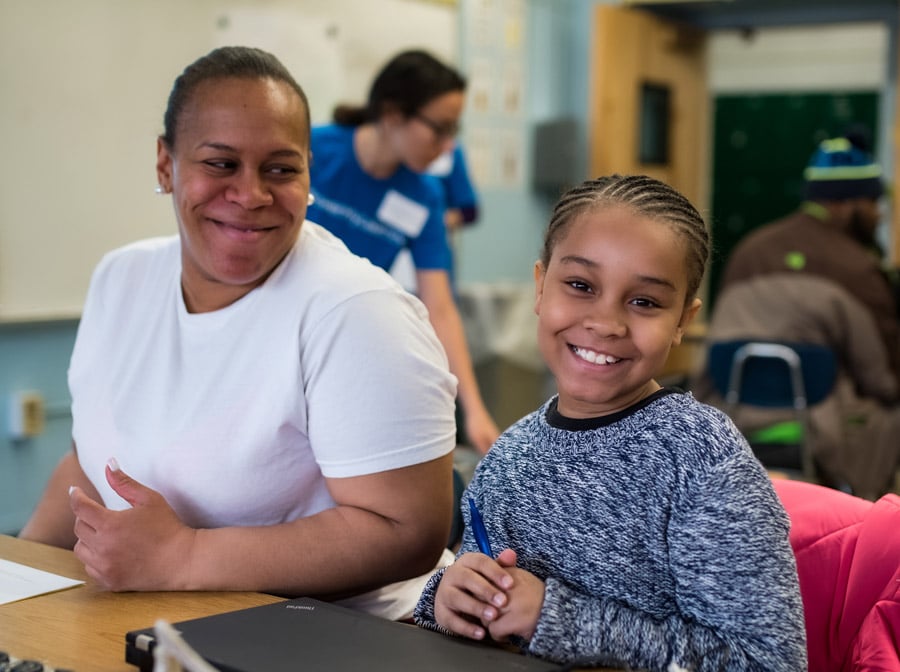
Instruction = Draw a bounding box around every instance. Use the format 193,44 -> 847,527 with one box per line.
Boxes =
307,124 -> 451,272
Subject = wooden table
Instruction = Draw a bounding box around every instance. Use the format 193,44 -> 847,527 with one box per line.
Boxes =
2,535 -> 623,672
0,535 -> 283,671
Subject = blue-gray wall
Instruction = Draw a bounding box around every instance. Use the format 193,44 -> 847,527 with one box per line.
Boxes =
453,0 -> 593,285
0,321 -> 78,533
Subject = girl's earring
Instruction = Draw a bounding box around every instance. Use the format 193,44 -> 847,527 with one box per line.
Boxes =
155,185 -> 166,195
307,193 -> 316,206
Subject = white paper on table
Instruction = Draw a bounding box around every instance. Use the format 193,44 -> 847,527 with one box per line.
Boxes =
0,558 -> 84,605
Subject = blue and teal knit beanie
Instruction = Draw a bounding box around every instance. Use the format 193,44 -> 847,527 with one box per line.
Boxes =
804,136 -> 884,201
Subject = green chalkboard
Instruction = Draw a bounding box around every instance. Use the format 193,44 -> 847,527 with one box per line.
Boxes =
708,91 -> 879,308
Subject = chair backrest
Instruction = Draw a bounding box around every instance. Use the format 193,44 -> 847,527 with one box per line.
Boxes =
707,340 -> 837,409
707,339 -> 838,482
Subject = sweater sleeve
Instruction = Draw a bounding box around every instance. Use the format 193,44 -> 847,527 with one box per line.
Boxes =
413,566 -> 449,634
413,510 -> 481,635
528,455 -> 808,672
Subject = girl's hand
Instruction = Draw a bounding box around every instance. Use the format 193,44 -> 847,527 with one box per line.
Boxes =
485,563 -> 545,643
433,550 -> 515,640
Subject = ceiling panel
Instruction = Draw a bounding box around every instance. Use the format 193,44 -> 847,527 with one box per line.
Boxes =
627,0 -> 898,29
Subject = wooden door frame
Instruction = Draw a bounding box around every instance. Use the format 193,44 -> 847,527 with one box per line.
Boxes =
589,5 -> 710,213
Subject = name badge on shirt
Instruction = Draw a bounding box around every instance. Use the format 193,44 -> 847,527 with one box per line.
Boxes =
377,190 -> 429,238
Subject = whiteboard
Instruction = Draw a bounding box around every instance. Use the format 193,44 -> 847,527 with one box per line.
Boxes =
0,0 -> 457,321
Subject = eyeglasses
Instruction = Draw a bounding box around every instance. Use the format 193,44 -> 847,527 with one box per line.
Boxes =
414,113 -> 460,140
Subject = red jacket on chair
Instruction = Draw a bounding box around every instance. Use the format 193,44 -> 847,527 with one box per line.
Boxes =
772,479 -> 900,671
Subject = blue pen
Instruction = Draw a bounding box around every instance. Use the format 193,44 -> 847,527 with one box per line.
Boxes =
467,497 -> 493,557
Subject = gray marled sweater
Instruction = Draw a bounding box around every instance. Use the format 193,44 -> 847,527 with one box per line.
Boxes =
415,390 -> 807,671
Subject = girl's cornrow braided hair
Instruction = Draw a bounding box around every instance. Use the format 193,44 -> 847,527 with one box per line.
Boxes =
540,174 -> 710,302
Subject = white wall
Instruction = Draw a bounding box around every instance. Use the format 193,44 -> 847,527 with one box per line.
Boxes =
0,0 -> 456,321
709,22 -> 888,93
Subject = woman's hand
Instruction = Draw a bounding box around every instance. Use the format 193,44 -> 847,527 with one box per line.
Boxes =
69,458 -> 197,591
464,404 -> 501,455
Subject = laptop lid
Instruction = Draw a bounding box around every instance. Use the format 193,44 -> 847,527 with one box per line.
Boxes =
125,596 -> 562,672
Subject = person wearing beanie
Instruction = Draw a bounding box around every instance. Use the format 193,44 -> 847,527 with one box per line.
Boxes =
804,136 -> 884,201
691,133 -> 900,499
718,133 -> 898,378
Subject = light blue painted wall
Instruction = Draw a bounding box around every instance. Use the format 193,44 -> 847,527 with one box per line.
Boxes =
454,0 -> 593,286
0,321 -> 78,534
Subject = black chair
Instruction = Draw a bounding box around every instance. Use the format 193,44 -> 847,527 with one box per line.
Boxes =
447,468 -> 466,550
707,340 -> 837,483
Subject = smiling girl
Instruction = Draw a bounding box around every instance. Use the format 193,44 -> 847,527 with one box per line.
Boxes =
414,175 -> 807,671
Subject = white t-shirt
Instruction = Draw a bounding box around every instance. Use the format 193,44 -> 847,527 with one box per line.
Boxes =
69,221 -> 457,618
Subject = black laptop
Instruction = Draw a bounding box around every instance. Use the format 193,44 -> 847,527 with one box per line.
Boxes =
125,596 -> 562,672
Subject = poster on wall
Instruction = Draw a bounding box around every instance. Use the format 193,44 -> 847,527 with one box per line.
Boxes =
462,0 -> 527,189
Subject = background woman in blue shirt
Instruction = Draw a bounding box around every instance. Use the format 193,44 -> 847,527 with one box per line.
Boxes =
306,50 -> 499,454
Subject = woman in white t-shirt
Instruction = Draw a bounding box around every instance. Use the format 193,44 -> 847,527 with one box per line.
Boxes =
19,46 -> 458,620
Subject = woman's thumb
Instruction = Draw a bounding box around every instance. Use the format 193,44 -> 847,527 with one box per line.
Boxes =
104,457 -> 145,507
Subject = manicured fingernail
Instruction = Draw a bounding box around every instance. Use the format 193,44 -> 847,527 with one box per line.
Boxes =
492,593 -> 505,607
107,457 -> 120,472
68,485 -> 76,495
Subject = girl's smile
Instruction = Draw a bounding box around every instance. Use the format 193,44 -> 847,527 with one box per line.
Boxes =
571,346 -> 622,366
